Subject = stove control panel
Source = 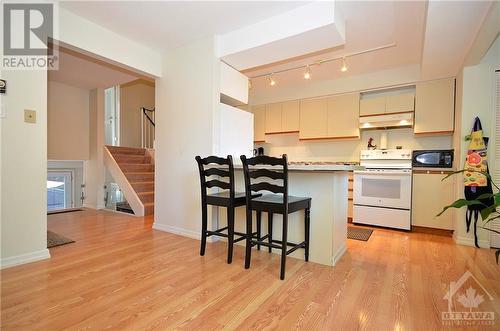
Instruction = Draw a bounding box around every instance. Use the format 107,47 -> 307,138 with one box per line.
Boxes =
360,149 -> 412,160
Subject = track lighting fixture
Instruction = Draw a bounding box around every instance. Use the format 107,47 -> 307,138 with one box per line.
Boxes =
304,65 -> 311,80
268,74 -> 276,86
340,57 -> 348,72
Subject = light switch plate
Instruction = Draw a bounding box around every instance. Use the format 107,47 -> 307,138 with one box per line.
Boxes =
24,109 -> 36,123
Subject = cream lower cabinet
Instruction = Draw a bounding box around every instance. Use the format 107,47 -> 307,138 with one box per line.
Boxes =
412,171 -> 455,230
299,99 -> 328,139
327,93 -> 360,138
414,78 -> 455,135
252,105 -> 266,142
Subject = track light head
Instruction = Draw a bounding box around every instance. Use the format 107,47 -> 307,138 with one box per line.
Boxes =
304,65 -> 311,80
340,57 -> 348,72
268,74 -> 276,86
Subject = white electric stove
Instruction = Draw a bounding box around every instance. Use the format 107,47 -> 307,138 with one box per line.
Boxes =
353,149 -> 412,230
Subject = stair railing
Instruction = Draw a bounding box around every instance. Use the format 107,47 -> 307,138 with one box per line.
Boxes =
141,107 -> 155,149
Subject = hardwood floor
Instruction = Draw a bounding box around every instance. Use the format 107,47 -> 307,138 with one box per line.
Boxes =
2,209 -> 500,330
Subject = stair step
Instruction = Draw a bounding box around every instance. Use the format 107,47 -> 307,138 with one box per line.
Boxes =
107,145 -> 146,156
114,154 -> 152,164
138,191 -> 154,203
144,202 -> 154,216
125,172 -> 154,182
131,181 -> 154,193
120,164 -> 154,172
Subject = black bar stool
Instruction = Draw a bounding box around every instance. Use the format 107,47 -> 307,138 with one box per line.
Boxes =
195,155 -> 260,264
240,154 -> 311,280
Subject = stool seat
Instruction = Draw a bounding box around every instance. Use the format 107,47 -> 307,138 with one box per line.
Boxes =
251,194 -> 311,213
206,191 -> 261,207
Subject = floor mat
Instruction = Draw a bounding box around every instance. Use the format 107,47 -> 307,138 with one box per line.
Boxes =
347,227 -> 373,241
47,231 -> 75,248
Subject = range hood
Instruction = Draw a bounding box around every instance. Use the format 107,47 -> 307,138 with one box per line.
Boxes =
359,112 -> 414,130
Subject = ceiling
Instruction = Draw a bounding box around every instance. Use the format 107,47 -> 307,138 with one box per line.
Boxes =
60,1 -> 310,52
48,47 -> 146,89
245,1 -> 494,90
245,1 -> 427,90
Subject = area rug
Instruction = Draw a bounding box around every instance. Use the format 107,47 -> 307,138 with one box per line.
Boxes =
347,227 -> 373,241
47,231 -> 75,248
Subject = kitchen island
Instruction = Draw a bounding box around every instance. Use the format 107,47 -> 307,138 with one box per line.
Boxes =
214,163 -> 361,267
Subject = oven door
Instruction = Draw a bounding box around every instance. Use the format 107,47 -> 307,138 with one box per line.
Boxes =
353,170 -> 412,210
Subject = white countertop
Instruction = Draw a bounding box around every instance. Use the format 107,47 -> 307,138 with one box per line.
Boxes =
233,164 -> 364,172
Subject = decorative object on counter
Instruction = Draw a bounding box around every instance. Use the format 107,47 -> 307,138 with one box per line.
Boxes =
195,155 -> 261,264
347,226 -> 373,241
367,137 -> 376,150
380,131 -> 388,149
240,154 -> 312,280
253,147 -> 264,156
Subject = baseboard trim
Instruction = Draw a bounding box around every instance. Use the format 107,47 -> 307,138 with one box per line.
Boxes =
332,244 -> 347,266
152,223 -> 200,240
454,235 -> 490,248
1,249 -> 51,269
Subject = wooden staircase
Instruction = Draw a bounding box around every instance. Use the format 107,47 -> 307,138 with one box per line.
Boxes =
105,146 -> 155,216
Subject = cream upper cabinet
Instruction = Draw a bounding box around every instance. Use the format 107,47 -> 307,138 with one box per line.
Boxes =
414,78 -> 455,135
299,99 -> 328,139
281,100 -> 300,132
265,103 -> 282,134
252,105 -> 266,142
359,96 -> 386,116
412,172 -> 454,230
327,93 -> 360,138
385,93 -> 415,113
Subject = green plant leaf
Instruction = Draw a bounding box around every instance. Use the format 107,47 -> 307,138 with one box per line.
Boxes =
436,199 -> 484,217
483,213 -> 500,224
478,226 -> 500,235
480,205 -> 498,220
477,193 -> 495,200
441,169 -> 467,181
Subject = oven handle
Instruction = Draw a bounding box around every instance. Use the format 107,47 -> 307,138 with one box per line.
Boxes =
354,170 -> 412,176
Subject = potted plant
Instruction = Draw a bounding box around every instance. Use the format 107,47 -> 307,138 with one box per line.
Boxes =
438,170 -> 500,262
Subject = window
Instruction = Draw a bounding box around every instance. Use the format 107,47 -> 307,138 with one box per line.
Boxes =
47,171 -> 73,211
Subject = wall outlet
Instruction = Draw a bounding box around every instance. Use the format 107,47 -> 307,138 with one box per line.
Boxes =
24,109 -> 36,123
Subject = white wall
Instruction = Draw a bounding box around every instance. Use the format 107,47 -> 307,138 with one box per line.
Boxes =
58,8 -> 161,77
48,81 -> 90,160
453,36 -> 500,247
220,62 -> 248,104
120,80 -> 155,148
257,129 -> 453,162
154,36 -> 220,237
1,69 -> 51,268
84,89 -> 106,210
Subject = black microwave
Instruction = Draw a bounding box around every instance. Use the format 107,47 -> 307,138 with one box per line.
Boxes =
412,150 -> 454,168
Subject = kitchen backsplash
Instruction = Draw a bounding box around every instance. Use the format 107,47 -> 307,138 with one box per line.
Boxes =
255,128 -> 453,162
